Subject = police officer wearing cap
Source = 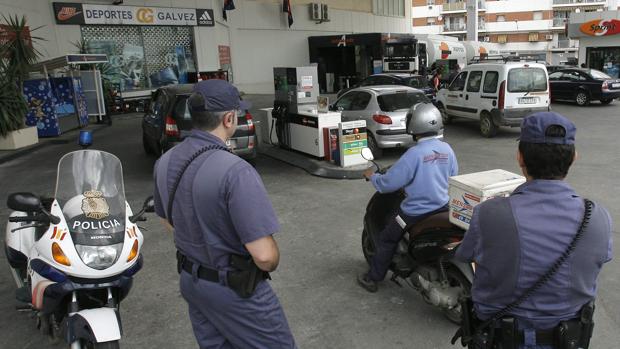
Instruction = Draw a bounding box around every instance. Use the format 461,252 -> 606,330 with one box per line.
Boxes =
153,80 -> 296,348
454,112 -> 613,349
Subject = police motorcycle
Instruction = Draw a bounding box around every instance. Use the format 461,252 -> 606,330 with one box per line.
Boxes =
4,131 -> 153,349
360,136 -> 473,323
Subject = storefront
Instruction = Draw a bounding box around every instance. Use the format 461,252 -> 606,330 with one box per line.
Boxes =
52,2 -> 215,93
568,10 -> 620,78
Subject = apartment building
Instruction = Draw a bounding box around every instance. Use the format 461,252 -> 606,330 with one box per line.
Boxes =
412,0 -> 620,64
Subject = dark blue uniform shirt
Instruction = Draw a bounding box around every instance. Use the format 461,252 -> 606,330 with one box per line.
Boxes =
153,130 -> 280,270
456,180 -> 613,330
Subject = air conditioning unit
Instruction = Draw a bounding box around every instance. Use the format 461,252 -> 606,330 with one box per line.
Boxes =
310,3 -> 321,21
321,4 -> 329,21
483,36 -> 490,42
545,34 -> 554,41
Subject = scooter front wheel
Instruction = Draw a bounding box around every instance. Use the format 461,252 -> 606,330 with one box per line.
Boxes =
361,228 -> 376,265
81,340 -> 120,349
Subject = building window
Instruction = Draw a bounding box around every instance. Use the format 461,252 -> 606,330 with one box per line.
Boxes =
373,0 -> 405,17
533,11 -> 543,20
427,0 -> 434,5
498,34 -> 508,44
528,32 -> 539,42
497,15 -> 505,22
427,17 -> 435,24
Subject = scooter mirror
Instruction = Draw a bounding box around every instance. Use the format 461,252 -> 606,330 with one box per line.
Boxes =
361,147 -> 374,161
7,192 -> 41,212
143,196 -> 155,213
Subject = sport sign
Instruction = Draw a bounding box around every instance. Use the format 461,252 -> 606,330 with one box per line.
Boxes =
580,19 -> 620,37
53,2 -> 214,27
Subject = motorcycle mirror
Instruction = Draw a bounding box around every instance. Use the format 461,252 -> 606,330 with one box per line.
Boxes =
7,193 -> 42,212
78,130 -> 93,149
361,148 -> 374,161
143,196 -> 155,213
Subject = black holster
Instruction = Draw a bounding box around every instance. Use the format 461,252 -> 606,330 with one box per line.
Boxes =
227,254 -> 270,299
555,301 -> 595,349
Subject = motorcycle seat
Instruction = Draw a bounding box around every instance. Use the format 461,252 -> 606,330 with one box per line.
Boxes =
409,211 -> 453,237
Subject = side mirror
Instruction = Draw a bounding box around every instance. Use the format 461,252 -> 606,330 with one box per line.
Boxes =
329,104 -> 336,111
7,193 -> 41,212
361,147 -> 374,161
144,196 -> 155,213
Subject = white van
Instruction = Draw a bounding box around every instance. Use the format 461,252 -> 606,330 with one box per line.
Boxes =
435,61 -> 550,137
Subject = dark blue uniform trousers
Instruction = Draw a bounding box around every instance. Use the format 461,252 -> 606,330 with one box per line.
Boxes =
180,271 -> 297,349
368,206 -> 447,282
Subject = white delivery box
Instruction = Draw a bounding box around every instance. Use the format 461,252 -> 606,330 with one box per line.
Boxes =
448,169 -> 526,230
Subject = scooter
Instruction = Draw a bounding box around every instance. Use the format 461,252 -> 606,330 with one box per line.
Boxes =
360,148 -> 473,323
4,131 -> 153,348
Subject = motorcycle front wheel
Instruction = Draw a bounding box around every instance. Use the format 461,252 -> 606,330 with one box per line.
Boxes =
442,268 -> 471,324
82,340 -> 120,349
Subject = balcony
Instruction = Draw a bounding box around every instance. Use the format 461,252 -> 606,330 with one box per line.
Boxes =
552,0 -> 606,6
441,1 -> 485,13
553,39 -> 578,49
553,18 -> 568,28
478,22 -> 487,31
443,23 -> 467,32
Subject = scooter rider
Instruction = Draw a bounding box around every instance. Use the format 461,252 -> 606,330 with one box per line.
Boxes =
453,112 -> 613,348
358,102 -> 458,292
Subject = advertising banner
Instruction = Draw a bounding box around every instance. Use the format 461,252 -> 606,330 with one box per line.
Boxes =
338,120 -> 368,168
53,2 -> 214,27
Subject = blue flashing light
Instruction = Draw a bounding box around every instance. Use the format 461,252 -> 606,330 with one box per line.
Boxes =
78,130 -> 93,148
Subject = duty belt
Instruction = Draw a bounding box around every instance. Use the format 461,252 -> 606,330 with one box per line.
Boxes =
176,251 -> 220,283
492,328 -> 555,346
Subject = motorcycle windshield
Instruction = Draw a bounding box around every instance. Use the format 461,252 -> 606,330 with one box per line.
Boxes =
55,150 -> 126,246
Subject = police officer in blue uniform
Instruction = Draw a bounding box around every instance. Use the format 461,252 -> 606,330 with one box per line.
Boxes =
454,112 -> 613,348
153,80 -> 296,349
358,102 -> 459,292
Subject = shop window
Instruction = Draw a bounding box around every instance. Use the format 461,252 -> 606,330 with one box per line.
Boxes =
528,33 -> 539,42
81,25 -> 196,92
587,47 -> 620,78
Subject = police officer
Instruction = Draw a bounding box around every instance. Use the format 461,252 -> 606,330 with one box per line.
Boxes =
358,103 -> 458,292
455,112 -> 613,348
153,80 -> 296,349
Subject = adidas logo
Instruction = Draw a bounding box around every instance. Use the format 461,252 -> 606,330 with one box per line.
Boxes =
200,11 -> 211,21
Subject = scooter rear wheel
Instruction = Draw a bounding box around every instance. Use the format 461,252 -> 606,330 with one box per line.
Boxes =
442,268 -> 471,324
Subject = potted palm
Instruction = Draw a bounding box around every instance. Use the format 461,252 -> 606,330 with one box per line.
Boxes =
0,15 -> 42,150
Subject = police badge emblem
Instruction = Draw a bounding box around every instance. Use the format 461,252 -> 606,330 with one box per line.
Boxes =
81,190 -> 110,220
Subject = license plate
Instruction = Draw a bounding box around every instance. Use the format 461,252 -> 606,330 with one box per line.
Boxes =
519,97 -> 538,104
613,83 -> 620,88
226,139 -> 236,149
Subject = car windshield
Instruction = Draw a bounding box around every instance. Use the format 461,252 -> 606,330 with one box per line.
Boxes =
589,69 -> 612,80
377,92 -> 429,112
406,77 -> 429,88
507,68 -> 547,93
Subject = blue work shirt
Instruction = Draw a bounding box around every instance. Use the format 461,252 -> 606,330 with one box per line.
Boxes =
153,130 -> 280,270
370,137 -> 458,216
456,180 -> 613,330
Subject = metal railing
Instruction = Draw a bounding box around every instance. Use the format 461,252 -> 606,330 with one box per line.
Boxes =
553,18 -> 568,27
444,23 -> 467,32
478,22 -> 487,30
442,1 -> 486,11
552,0 -> 605,5
556,40 -> 575,48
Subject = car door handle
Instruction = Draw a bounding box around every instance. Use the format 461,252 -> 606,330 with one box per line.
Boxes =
465,95 -> 469,100
459,94 -> 463,97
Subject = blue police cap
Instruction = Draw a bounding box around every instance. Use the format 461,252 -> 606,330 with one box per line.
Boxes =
190,80 -> 251,112
519,112 -> 576,145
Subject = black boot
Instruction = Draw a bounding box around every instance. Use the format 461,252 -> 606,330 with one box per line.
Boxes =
357,272 -> 378,293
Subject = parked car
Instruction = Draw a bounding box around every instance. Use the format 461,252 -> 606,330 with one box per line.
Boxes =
549,68 -> 620,106
336,73 -> 434,100
331,85 -> 430,157
142,84 -> 257,160
435,61 -> 550,138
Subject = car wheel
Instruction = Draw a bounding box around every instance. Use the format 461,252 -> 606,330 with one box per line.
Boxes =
575,91 -> 590,106
479,112 -> 497,138
367,133 -> 383,159
601,99 -> 613,105
438,104 -> 452,125
143,134 -> 154,155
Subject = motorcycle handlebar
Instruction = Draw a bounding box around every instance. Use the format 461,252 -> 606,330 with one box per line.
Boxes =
9,216 -> 37,223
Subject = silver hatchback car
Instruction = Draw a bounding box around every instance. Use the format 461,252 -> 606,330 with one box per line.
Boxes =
332,85 -> 430,157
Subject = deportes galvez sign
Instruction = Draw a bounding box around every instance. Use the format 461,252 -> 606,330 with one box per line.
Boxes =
53,2 -> 214,27
579,19 -> 620,37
